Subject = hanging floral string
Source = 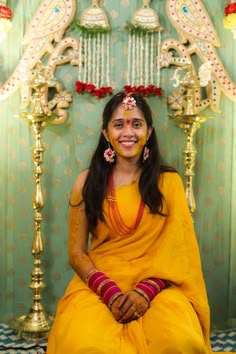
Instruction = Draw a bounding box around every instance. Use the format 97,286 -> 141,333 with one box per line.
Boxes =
74,1 -> 112,99
223,1 -> 236,39
124,1 -> 163,97
0,0 -> 12,42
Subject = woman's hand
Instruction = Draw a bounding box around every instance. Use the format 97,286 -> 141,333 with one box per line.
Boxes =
110,290 -> 149,323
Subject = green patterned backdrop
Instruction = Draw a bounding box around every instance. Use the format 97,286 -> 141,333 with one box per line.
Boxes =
0,0 -> 235,331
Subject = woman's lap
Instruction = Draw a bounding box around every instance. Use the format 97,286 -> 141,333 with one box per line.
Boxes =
47,287 -> 207,354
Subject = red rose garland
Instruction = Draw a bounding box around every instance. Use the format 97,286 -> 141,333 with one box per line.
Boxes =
75,81 -> 113,99
224,2 -> 236,16
124,84 -> 162,97
0,4 -> 12,20
223,2 -> 236,31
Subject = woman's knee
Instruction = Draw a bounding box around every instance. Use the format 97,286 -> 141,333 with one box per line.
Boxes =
147,329 -> 206,354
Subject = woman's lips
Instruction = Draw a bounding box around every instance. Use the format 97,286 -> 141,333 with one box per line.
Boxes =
120,141 -> 136,148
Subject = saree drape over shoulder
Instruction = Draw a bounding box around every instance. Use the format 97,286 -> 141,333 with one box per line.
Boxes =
47,172 -> 212,354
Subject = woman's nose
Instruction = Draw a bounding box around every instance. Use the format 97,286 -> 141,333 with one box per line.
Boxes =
122,123 -> 134,135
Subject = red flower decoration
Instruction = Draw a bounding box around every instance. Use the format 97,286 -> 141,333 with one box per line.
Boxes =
84,83 -> 95,92
225,2 -> 236,16
124,84 -> 162,97
0,5 -> 12,20
75,81 -> 113,99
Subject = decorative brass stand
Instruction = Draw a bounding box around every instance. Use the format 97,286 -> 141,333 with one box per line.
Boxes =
10,63 -> 54,339
169,64 -> 214,213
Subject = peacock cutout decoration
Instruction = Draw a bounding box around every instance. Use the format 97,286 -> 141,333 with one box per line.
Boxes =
161,0 -> 236,114
0,0 -> 79,124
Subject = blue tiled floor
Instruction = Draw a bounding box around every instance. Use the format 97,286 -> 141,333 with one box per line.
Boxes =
0,323 -> 236,353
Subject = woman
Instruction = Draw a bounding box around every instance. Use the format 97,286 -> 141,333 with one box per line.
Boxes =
47,92 -> 212,353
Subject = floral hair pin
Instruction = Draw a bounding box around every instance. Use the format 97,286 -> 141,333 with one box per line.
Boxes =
122,95 -> 136,110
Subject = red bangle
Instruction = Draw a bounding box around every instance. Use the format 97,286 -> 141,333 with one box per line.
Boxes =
135,278 -> 167,302
85,270 -> 123,308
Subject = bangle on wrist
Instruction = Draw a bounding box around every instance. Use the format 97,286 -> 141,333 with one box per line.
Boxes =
86,270 -> 122,308
134,277 -> 167,303
133,288 -> 150,305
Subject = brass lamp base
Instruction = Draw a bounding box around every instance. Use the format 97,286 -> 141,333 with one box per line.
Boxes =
10,312 -> 54,340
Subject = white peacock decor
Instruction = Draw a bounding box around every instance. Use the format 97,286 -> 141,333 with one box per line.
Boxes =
161,0 -> 236,114
124,0 -> 163,97
75,0 -> 112,98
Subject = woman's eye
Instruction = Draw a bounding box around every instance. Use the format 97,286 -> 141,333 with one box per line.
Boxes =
133,121 -> 142,128
114,122 -> 123,128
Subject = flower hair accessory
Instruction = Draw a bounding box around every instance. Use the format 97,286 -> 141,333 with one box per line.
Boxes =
122,95 -> 136,110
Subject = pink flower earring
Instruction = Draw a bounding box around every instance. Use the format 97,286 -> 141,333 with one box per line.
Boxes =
104,143 -> 115,163
143,146 -> 150,162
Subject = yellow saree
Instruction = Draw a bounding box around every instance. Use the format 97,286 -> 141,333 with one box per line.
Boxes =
47,172 -> 212,354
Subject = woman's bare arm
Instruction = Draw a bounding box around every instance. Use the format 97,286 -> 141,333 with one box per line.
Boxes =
68,170 -> 97,282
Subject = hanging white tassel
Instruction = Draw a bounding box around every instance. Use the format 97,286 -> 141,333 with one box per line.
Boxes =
83,33 -> 88,83
88,34 -> 92,83
106,33 -> 110,86
101,33 -> 105,87
150,33 -> 154,84
96,32 -> 100,87
132,33 -> 136,86
157,30 -> 161,87
92,35 -> 96,85
136,33 -> 140,85
127,32 -> 132,85
140,33 -> 143,85
145,32 -> 149,87
78,35 -> 83,81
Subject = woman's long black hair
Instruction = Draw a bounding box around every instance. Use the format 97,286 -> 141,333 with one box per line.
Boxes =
82,91 -> 175,231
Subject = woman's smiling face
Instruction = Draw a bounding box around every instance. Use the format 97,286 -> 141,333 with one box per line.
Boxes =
103,103 -> 152,162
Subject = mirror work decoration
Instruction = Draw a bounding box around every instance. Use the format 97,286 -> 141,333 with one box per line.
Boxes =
0,0 -> 236,120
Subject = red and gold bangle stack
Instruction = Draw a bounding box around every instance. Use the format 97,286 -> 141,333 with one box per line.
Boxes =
86,270 -> 123,308
134,278 -> 167,304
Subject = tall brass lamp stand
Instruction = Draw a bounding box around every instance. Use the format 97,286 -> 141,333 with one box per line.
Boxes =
169,65 -> 214,213
11,63 -> 54,339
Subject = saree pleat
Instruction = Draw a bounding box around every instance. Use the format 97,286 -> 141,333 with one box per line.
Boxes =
47,172 -> 212,353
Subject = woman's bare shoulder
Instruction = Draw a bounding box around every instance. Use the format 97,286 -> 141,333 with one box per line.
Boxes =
74,169 -> 89,188
70,169 -> 89,204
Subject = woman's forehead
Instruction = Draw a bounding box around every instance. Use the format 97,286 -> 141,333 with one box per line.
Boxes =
111,104 -> 144,119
